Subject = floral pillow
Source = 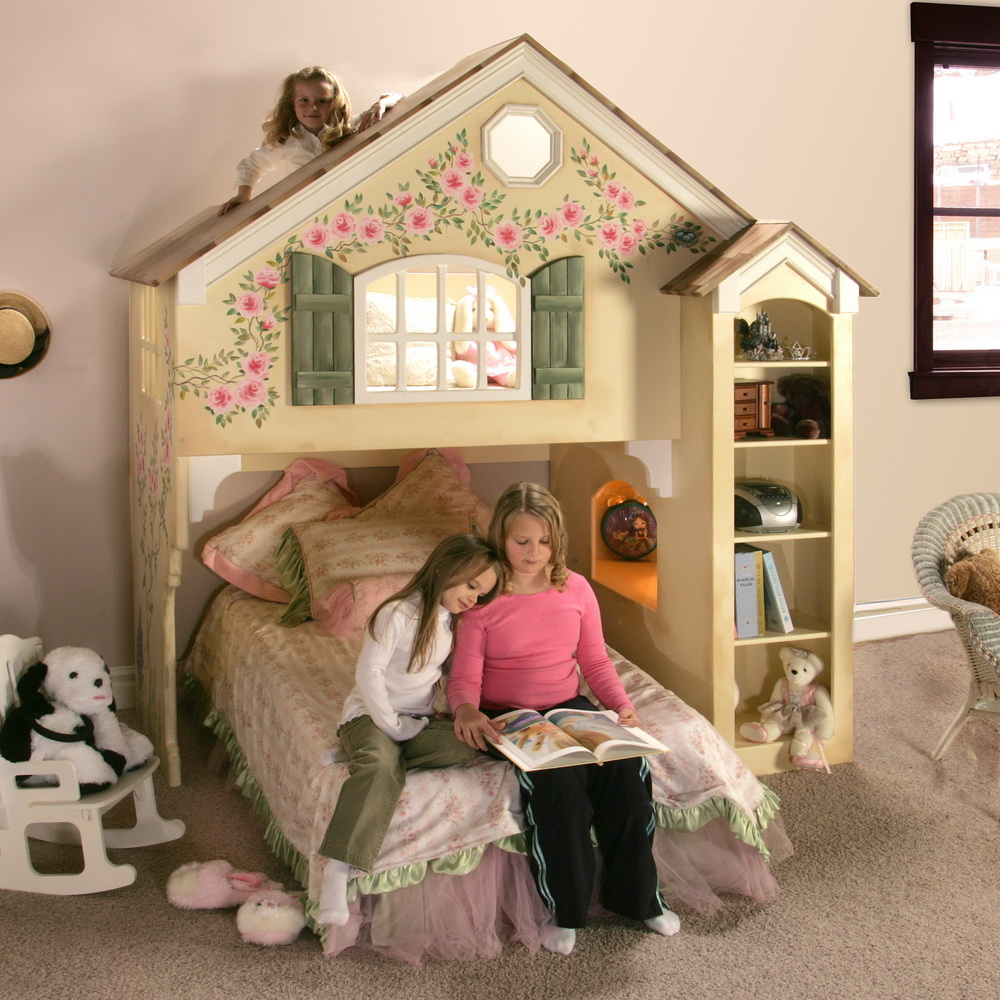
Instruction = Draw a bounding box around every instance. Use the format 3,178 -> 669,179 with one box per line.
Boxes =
201,459 -> 359,601
277,513 -> 477,626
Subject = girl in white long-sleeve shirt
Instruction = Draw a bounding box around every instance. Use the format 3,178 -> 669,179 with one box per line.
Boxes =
317,533 -> 501,926
219,66 -> 401,215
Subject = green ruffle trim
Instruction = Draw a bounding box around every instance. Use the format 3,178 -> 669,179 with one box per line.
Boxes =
652,784 -> 782,863
273,527 -> 311,627
188,679 -> 780,913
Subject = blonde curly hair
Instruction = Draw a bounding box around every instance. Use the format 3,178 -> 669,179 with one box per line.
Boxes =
261,66 -> 354,149
487,482 -> 569,593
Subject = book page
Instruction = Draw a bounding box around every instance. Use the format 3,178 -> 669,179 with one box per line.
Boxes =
490,709 -> 594,767
545,709 -> 670,759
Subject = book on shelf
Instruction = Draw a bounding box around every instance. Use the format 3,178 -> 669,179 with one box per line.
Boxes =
736,543 -> 795,634
487,707 -> 670,771
734,545 -> 764,638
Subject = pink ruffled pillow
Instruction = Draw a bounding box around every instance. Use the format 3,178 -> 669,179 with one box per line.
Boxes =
316,574 -> 414,635
201,459 -> 359,601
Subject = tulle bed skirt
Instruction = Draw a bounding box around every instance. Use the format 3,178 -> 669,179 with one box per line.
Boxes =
319,816 -> 792,964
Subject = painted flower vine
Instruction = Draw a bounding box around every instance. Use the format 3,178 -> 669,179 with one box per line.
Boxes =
173,266 -> 286,426
279,131 -> 715,284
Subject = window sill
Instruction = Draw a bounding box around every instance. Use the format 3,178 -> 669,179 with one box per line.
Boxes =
909,369 -> 1000,399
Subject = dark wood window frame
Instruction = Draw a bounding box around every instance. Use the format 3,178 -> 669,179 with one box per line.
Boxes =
911,2 -> 1000,398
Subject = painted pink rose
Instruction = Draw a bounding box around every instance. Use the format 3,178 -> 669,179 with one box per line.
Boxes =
631,219 -> 648,238
356,214 -> 385,244
560,202 -> 585,228
604,180 -> 623,201
254,267 -> 280,289
302,223 -> 330,250
441,168 -> 466,194
618,231 -> 639,257
590,155 -> 599,166
428,156 -> 438,168
578,147 -> 588,158
207,386 -> 235,414
330,212 -> 356,240
598,221 -> 624,249
235,292 -> 264,318
455,151 -> 475,172
460,185 -> 485,210
237,377 -> 268,408
259,314 -> 277,331
405,207 -> 435,235
394,191 -> 414,207
243,351 -> 271,378
538,213 -> 565,239
616,189 -> 637,212
494,221 -> 523,250
588,169 -> 598,178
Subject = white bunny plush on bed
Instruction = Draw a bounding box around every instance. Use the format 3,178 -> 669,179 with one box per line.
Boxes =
451,288 -> 517,388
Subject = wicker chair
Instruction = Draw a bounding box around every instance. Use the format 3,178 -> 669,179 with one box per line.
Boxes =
912,492 -> 1000,759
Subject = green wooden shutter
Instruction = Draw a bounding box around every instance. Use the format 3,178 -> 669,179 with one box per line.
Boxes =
290,252 -> 354,405
529,255 -> 584,400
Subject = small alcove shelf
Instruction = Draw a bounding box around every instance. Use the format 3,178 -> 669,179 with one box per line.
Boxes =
591,479 -> 657,610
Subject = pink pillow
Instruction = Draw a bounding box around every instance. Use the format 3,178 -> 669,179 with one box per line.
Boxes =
314,574 -> 413,634
394,447 -> 472,486
201,459 -> 359,601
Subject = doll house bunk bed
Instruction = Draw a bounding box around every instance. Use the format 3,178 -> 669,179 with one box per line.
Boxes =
112,35 -> 873,961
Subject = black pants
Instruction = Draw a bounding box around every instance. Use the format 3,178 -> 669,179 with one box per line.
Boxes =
494,695 -> 664,928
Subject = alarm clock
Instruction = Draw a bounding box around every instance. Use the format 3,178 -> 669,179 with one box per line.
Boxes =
734,480 -> 802,533
601,498 -> 657,560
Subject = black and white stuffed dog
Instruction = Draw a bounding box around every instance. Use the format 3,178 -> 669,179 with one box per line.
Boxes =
0,646 -> 153,793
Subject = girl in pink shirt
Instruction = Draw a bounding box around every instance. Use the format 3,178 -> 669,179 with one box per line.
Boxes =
449,483 -> 679,955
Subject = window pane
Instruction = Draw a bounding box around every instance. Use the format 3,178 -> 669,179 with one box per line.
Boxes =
934,65 -> 1000,208
933,215 -> 1000,350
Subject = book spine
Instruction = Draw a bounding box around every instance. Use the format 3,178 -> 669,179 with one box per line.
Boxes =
760,549 -> 795,633
734,549 -> 760,638
753,550 -> 765,634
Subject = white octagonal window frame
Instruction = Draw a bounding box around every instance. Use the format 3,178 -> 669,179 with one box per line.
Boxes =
482,104 -> 563,189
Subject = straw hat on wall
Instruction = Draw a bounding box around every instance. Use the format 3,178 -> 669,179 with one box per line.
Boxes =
0,292 -> 50,377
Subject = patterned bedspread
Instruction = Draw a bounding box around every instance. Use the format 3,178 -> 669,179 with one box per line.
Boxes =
186,586 -> 776,895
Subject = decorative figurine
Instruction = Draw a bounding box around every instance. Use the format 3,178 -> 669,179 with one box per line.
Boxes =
737,312 -> 784,361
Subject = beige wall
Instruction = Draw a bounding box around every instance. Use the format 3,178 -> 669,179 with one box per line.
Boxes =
3,0 -> 988,665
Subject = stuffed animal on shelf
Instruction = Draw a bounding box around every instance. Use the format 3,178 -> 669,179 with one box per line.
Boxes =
236,887 -> 306,946
945,547 -> 1000,616
770,373 -> 830,439
0,646 -> 153,793
451,287 -> 518,388
740,645 -> 834,772
166,860 -> 283,909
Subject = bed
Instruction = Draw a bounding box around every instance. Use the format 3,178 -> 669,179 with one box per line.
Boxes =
185,449 -> 790,963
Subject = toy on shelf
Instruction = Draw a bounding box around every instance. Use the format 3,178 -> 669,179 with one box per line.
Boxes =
601,492 -> 657,560
771,373 -> 830,439
0,646 -> 153,793
739,646 -> 834,772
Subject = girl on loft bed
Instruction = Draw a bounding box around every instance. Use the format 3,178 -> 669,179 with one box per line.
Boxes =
316,533 -> 501,927
448,482 -> 680,956
219,66 -> 402,215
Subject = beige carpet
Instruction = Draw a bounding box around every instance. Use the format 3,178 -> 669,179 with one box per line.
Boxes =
5,629 -> 999,1000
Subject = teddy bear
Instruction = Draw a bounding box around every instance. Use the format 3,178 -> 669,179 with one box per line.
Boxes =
451,288 -> 518,388
770,373 -> 830,439
945,547 -> 1000,615
0,646 -> 153,793
739,646 -> 834,771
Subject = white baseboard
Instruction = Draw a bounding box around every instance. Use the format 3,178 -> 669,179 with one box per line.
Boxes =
112,665 -> 137,712
852,599 -> 953,643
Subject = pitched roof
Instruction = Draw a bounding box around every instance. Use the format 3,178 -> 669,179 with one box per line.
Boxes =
111,35 -> 753,287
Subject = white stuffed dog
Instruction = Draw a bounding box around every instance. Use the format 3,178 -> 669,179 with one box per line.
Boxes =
0,646 -> 153,793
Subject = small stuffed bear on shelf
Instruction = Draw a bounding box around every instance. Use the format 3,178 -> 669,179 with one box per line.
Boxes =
740,645 -> 834,772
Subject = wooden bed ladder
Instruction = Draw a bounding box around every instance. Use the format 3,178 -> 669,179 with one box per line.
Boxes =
0,634 -> 185,894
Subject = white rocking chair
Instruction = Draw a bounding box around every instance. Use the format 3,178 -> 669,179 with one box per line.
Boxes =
0,634 -> 185,894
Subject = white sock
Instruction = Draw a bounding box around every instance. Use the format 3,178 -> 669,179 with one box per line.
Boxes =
541,925 -> 576,955
317,860 -> 352,926
644,910 -> 681,936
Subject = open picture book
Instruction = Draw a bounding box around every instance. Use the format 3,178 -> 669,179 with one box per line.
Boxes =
487,707 -> 671,771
